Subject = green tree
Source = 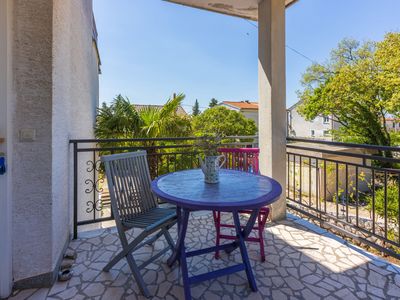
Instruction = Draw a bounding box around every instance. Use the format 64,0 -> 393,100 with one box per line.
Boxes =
95,93 -> 191,139
209,98 -> 218,108
298,33 -> 400,148
192,106 -> 257,136
95,95 -> 141,139
192,99 -> 200,116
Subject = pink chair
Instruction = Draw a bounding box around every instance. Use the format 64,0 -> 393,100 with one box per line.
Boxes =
213,148 -> 270,262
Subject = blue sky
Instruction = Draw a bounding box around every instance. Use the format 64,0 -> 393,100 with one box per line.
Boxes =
94,0 -> 400,112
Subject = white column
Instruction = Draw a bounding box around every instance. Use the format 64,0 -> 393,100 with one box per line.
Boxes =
0,0 -> 13,297
258,0 -> 286,220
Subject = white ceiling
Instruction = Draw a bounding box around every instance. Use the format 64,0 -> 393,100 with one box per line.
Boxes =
166,0 -> 298,21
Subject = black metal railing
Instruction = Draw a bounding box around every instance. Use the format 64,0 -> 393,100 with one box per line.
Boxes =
70,135 -> 400,258
286,137 -> 400,259
70,136 -> 257,238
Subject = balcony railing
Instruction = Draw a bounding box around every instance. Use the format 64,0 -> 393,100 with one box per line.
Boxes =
70,136 -> 400,259
69,136 -> 257,238
287,137 -> 400,259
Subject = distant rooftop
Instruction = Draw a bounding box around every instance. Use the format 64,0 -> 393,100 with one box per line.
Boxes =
133,104 -> 187,116
221,101 -> 259,110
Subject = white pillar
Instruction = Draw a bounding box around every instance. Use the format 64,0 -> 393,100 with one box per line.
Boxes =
258,0 -> 286,220
0,0 -> 13,297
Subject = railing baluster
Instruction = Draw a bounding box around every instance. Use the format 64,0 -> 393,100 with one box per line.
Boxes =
309,157 -> 312,207
345,164 -> 349,223
316,158 -> 319,212
398,173 -> 400,244
384,170 -> 388,239
293,154 -> 296,201
299,156 -> 302,204
356,166 -> 359,227
336,163 -> 339,218
323,160 -> 327,213
372,169 -> 375,235
287,153 -> 290,198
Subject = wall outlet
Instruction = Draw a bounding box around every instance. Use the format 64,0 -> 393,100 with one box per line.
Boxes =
19,129 -> 36,142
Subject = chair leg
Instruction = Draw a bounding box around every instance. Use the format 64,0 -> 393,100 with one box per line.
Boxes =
163,227 -> 175,250
258,225 -> 265,262
103,230 -> 148,272
125,252 -> 151,297
212,211 -> 221,259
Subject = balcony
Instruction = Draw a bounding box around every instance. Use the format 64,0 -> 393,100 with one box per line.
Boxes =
10,211 -> 400,299
10,136 -> 400,299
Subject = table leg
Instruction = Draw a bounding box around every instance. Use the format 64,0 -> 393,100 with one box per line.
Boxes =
231,210 -> 258,292
225,209 -> 259,254
167,208 -> 189,268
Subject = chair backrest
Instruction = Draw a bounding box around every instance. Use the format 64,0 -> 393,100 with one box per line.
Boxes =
218,148 -> 260,174
101,151 -> 158,224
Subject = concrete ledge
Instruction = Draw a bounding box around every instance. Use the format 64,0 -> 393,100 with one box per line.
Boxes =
13,235 -> 70,290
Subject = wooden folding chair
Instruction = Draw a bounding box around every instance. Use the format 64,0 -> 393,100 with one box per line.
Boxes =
101,151 -> 177,297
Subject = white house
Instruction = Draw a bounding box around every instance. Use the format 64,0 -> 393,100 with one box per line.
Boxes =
287,101 -> 400,140
219,101 -> 259,127
385,118 -> 400,132
286,101 -> 339,140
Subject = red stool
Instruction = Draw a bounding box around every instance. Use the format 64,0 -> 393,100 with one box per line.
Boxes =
213,148 -> 269,262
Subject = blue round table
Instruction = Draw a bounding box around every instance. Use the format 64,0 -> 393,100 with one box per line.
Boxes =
151,169 -> 282,300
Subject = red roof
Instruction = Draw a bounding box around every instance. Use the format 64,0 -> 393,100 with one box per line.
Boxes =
222,101 -> 258,110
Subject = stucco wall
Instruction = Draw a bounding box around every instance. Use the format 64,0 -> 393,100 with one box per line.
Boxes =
12,0 -> 54,283
242,110 -> 258,128
52,0 -> 99,273
10,0 -> 99,286
288,107 -> 333,140
0,0 -> 14,297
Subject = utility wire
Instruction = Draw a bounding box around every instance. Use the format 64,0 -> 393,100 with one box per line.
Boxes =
243,19 -> 317,64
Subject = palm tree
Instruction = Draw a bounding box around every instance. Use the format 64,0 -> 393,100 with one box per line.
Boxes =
95,93 -> 192,177
138,93 -> 191,138
95,93 -> 191,139
95,95 -> 141,139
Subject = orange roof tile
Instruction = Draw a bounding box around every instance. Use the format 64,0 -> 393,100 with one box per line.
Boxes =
222,101 -> 258,110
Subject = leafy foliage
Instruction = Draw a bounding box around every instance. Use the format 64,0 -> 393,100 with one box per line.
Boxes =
195,134 -> 222,156
192,106 -> 257,136
298,33 -> 400,147
366,180 -> 399,225
95,93 -> 192,139
95,95 -> 141,139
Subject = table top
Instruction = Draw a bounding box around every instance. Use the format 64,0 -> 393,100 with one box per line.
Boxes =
151,169 -> 282,211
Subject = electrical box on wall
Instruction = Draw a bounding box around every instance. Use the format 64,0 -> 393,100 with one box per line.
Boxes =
0,153 -> 5,175
0,137 -> 4,175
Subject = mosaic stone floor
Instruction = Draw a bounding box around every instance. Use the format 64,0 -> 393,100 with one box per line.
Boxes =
10,212 -> 400,300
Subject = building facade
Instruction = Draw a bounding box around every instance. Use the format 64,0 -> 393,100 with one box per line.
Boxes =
219,101 -> 259,127
0,0 -> 100,296
286,102 -> 339,140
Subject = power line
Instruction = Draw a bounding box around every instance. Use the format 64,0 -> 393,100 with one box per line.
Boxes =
243,19 -> 317,64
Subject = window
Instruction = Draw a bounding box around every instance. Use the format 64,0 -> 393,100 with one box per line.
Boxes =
323,116 -> 330,124
311,130 -> 315,137
393,122 -> 396,129
323,130 -> 330,137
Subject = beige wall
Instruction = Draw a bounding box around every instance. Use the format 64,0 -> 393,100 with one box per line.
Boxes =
12,0 -> 54,284
242,110 -> 258,128
0,0 -> 13,297
9,0 -> 99,287
288,107 -> 334,140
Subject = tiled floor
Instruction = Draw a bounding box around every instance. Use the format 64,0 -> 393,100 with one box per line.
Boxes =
10,212 -> 400,300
